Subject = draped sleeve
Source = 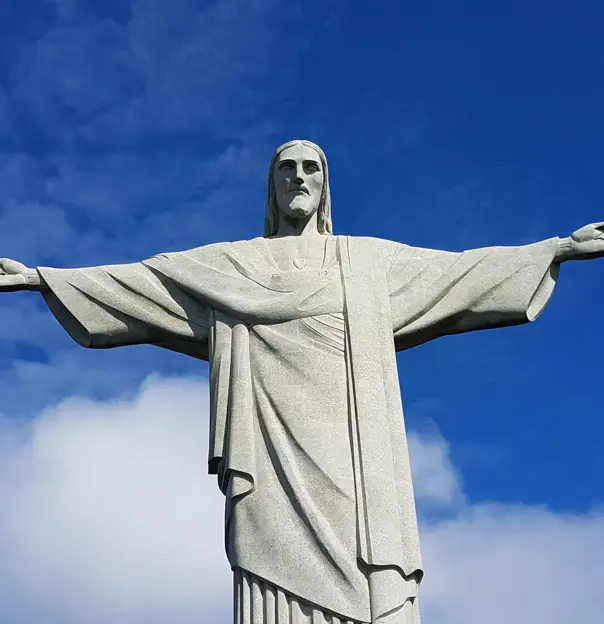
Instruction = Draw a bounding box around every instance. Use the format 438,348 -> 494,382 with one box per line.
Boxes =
388,238 -> 560,351
38,236 -> 346,360
38,257 -> 210,359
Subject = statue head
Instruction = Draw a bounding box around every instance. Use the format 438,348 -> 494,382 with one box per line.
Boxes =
264,140 -> 333,237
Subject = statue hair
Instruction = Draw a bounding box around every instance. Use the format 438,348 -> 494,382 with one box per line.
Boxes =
263,140 -> 333,238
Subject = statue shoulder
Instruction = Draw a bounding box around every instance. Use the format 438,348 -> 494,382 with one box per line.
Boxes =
146,238 -> 268,274
150,238 -> 255,262
346,235 -> 410,266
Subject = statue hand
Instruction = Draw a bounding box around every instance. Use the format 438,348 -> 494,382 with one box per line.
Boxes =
558,222 -> 604,261
0,258 -> 38,292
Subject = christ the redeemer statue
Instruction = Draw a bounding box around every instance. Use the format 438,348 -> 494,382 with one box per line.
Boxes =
2,140 -> 603,624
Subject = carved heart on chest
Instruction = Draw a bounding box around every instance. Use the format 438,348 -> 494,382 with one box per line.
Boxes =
292,258 -> 307,270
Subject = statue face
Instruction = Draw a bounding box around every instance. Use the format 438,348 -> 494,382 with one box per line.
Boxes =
273,144 -> 324,222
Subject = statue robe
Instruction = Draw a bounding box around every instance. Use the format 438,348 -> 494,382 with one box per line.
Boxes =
38,235 -> 560,624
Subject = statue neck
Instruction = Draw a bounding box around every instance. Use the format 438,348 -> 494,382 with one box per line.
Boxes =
274,211 -> 320,239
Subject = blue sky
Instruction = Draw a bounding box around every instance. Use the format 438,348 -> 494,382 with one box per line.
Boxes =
0,1 -> 603,622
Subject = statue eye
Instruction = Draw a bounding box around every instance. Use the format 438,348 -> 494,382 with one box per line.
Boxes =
278,162 -> 294,170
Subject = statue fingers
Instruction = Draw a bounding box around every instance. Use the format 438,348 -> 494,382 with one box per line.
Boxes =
0,258 -> 28,275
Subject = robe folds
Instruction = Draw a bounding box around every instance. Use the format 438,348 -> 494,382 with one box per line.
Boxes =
38,235 -> 560,623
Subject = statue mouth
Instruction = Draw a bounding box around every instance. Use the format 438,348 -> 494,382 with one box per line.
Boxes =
289,187 -> 309,195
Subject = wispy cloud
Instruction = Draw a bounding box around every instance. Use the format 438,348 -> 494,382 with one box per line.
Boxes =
408,431 -> 465,510
0,0 -> 325,387
1,0 -> 311,264
0,343 -> 201,417
9,0 -> 316,144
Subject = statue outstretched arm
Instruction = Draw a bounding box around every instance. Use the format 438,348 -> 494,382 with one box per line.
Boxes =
0,256 -> 210,356
389,221 -> 604,351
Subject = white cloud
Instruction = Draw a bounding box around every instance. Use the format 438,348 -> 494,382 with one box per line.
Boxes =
409,434 -> 604,624
408,431 -> 465,509
420,504 -> 604,624
0,375 -> 602,623
0,375 -> 231,623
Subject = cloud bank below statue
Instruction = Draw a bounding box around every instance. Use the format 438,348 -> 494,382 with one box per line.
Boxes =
0,375 -> 601,624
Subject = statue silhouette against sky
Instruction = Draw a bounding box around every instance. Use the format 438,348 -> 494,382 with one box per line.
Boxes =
2,140 -> 603,624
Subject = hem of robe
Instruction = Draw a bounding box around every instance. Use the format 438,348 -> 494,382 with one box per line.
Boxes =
234,568 -> 369,624
234,568 -> 421,624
